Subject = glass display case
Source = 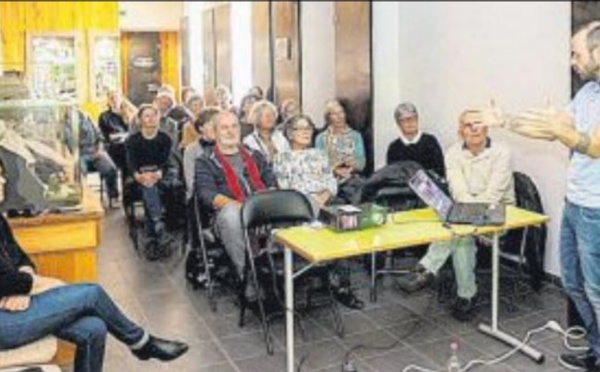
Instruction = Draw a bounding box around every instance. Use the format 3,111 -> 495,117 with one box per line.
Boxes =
0,100 -> 83,212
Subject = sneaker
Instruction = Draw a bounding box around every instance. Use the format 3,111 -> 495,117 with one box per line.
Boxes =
451,296 -> 477,322
559,349 -> 596,371
395,266 -> 435,293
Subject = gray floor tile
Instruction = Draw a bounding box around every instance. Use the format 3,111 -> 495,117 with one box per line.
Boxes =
90,205 -> 575,372
339,329 -> 403,359
363,346 -> 439,372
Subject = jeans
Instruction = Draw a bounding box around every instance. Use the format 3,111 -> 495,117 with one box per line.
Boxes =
0,284 -> 145,372
420,236 -> 478,299
141,183 -> 165,237
560,200 -> 600,359
82,153 -> 119,198
215,202 -> 245,278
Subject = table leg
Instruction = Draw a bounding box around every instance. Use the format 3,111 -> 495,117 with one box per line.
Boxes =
478,232 -> 544,363
285,245 -> 294,372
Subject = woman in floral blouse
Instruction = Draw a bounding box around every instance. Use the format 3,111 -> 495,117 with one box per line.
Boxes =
273,114 -> 364,309
273,114 -> 337,213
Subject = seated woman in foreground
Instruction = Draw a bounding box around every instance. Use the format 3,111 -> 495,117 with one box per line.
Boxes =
0,157 -> 188,372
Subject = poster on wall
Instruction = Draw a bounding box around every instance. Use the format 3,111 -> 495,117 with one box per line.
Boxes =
89,32 -> 121,102
27,32 -> 82,101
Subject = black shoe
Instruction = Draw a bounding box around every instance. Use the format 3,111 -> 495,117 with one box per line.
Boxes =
451,296 -> 477,322
333,287 -> 364,310
144,239 -> 161,261
132,335 -> 189,361
395,268 -> 434,293
559,349 -> 596,371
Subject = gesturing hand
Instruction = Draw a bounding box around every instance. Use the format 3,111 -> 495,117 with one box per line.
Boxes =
0,295 -> 31,312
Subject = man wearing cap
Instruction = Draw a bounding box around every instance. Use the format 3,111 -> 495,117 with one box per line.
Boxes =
386,102 -> 445,178
397,109 -> 515,322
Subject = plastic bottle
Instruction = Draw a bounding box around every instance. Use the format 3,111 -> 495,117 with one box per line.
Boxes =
447,339 -> 461,372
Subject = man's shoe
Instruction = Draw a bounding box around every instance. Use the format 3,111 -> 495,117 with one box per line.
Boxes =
451,296 -> 477,322
395,269 -> 435,293
132,335 -> 188,361
559,349 -> 596,371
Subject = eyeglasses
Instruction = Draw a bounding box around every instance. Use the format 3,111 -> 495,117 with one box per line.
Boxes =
292,126 -> 314,132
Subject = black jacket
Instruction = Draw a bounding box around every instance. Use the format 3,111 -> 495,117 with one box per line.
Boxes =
0,214 -> 36,299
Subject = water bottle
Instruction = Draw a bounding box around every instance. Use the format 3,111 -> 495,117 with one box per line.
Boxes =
447,339 -> 461,372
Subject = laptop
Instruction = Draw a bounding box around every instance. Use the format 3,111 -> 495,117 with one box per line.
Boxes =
408,169 -> 505,226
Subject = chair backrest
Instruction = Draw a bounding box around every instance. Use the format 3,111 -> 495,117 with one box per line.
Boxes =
513,171 -> 544,214
241,189 -> 314,230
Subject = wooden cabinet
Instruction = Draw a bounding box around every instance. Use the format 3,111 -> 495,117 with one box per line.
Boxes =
8,188 -> 104,366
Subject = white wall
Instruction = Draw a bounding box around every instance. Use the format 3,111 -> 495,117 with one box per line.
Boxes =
119,1 -> 183,31
301,1 -> 336,127
230,2 -> 253,104
373,2 -> 571,276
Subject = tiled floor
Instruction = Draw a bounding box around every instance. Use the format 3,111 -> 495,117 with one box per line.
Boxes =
63,207 -> 578,372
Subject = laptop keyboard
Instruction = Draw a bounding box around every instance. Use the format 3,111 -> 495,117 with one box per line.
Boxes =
450,203 -> 489,222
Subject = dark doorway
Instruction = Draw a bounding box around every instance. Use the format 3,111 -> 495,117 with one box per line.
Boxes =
124,32 -> 161,106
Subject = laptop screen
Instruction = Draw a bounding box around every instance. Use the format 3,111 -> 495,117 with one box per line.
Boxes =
408,170 -> 453,219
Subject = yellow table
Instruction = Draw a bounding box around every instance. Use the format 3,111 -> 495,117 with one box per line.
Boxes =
276,206 -> 548,372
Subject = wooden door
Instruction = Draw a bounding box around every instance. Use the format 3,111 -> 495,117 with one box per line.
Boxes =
202,8 -> 216,103
334,1 -> 372,174
272,1 -> 300,105
252,1 -> 272,96
215,4 -> 232,90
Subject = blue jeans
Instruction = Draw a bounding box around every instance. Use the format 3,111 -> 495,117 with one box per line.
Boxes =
0,284 -> 145,372
561,201 -> 600,359
141,183 -> 165,237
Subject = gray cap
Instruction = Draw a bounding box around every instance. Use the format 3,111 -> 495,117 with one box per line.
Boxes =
394,102 -> 418,120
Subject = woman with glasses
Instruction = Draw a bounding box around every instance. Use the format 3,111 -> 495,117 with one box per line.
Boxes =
272,114 -> 364,310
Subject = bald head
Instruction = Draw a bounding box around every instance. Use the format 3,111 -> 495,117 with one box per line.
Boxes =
572,21 -> 600,81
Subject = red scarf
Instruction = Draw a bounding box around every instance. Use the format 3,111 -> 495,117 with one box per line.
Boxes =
214,145 -> 266,201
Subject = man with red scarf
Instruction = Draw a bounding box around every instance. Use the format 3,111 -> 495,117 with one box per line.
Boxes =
195,111 -> 277,291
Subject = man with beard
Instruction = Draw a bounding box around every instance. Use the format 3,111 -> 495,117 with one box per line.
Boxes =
478,21 -> 600,372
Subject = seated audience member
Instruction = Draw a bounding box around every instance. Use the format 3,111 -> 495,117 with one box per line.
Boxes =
276,99 -> 299,129
195,111 -> 277,296
185,94 -> 204,119
64,106 -> 119,205
238,93 -> 261,138
214,85 -> 236,114
98,91 -> 130,170
398,110 -> 515,321
180,86 -> 198,107
183,107 -> 220,202
273,114 -> 337,214
247,85 -> 264,100
386,102 -> 446,178
0,158 -> 188,372
243,100 -> 290,164
180,94 -> 206,149
316,99 -> 366,182
273,114 -> 364,309
125,104 -> 176,255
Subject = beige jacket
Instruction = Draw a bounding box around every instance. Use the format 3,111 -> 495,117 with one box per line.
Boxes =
445,140 -> 515,205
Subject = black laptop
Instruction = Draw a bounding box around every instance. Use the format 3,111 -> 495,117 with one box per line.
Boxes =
408,169 -> 505,226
